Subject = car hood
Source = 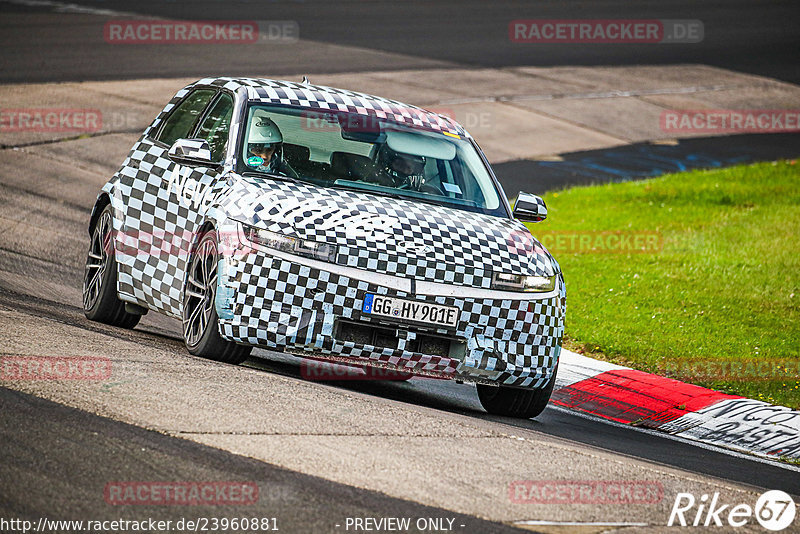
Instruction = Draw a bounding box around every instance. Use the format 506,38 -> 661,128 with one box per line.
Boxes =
222,175 -> 560,288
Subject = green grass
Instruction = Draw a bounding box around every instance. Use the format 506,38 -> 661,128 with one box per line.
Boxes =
526,160 -> 800,408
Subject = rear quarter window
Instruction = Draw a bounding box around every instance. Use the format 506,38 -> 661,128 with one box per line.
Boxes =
156,89 -> 216,146
194,93 -> 235,162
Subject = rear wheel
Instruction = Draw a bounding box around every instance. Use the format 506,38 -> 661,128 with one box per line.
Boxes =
182,229 -> 251,365
83,204 -> 141,329
477,363 -> 559,419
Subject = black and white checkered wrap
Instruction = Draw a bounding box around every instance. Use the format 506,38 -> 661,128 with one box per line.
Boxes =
169,138 -> 211,159
95,77 -> 564,388
222,177 -> 560,289
107,135 -> 228,316
516,192 -> 548,220
145,77 -> 466,139
104,79 -> 207,308
218,249 -> 565,387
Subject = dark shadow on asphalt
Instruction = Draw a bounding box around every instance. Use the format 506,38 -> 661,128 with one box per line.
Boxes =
0,387 -> 532,533
494,133 -> 800,199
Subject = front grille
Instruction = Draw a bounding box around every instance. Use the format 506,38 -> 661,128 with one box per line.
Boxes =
337,320 -> 387,347
334,319 -> 462,358
407,335 -> 450,357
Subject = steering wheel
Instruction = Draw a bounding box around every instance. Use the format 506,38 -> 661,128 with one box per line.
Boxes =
419,183 -> 444,195
396,176 -> 443,196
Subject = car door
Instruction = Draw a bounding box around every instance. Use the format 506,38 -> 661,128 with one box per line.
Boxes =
116,88 -> 234,317
154,91 -> 237,318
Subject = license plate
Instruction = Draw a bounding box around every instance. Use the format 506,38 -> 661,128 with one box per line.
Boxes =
362,294 -> 458,328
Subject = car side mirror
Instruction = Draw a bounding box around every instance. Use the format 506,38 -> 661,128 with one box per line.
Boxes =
512,192 -> 547,222
167,138 -> 213,166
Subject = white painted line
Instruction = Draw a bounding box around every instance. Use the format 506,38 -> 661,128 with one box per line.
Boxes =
514,520 -> 649,527
557,348 -> 628,387
1,0 -> 142,17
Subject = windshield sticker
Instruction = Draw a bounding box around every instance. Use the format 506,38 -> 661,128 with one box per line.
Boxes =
247,156 -> 264,167
442,183 -> 462,195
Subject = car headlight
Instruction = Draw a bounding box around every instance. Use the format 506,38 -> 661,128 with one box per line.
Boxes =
491,272 -> 556,292
241,223 -> 337,263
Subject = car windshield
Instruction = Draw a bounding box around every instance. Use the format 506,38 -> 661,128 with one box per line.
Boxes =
238,104 -> 507,216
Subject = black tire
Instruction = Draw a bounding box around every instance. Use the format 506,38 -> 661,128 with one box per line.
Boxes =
182,229 -> 251,365
83,204 -> 141,329
477,362 -> 559,419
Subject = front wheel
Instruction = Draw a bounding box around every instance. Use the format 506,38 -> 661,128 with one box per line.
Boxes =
477,363 -> 559,419
83,204 -> 141,329
182,229 -> 251,365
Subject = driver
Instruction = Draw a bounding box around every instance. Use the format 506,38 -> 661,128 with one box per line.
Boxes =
370,144 -> 427,190
245,111 -> 298,178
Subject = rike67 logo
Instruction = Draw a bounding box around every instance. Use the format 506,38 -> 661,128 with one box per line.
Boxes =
668,490 -> 796,531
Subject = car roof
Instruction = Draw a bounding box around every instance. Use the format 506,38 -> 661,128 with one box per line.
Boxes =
192,76 -> 468,137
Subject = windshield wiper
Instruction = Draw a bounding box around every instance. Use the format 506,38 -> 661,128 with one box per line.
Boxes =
328,182 -> 448,208
241,170 -> 298,183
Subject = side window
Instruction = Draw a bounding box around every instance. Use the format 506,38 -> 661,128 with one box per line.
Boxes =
156,89 -> 216,146
194,93 -> 234,162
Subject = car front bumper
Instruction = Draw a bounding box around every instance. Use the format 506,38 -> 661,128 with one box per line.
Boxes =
215,228 -> 565,389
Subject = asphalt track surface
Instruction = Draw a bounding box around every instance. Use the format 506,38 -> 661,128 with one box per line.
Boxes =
0,387 -> 525,533
1,0 -> 798,84
2,0 -> 800,531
